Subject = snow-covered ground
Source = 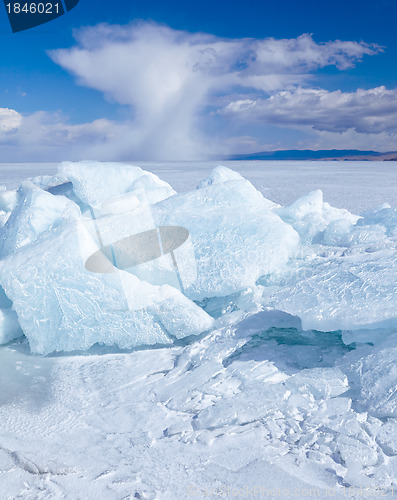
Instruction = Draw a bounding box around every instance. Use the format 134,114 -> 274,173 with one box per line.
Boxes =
2,160 -> 397,212
1,160 -> 397,499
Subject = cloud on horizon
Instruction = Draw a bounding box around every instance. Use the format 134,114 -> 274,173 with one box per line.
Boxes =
2,22 -> 395,161
0,109 -> 137,162
222,86 -> 397,134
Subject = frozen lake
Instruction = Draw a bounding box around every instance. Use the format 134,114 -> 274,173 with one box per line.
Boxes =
1,160 -> 397,212
1,160 -> 397,499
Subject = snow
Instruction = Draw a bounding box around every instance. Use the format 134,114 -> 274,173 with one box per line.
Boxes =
1,160 -> 397,498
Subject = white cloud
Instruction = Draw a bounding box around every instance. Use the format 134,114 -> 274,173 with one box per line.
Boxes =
222,86 -> 397,135
298,128 -> 397,153
251,36 -> 380,72
0,110 -> 137,162
46,22 -> 382,159
0,23 -> 390,160
0,108 -> 22,133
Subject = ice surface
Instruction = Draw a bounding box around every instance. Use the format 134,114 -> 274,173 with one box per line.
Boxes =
196,165 -> 246,188
276,190 -> 359,244
4,160 -> 397,211
0,221 -> 213,354
0,308 -> 23,344
2,161 -> 397,349
0,162 -> 218,353
338,334 -> 397,418
264,249 -> 397,331
0,186 -> 19,212
0,211 -> 9,228
234,309 -> 303,337
154,176 -> 299,299
286,367 -> 348,398
358,205 -> 397,237
0,285 -> 12,309
197,165 -> 279,210
27,173 -> 67,191
256,188 -> 397,332
277,189 -> 325,220
59,161 -> 176,210
1,161 -> 397,351
0,187 -> 80,258
2,161 -> 397,498
322,218 -> 355,246
376,420 -> 397,455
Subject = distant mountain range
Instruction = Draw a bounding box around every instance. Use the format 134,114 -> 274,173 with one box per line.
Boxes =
226,149 -> 397,161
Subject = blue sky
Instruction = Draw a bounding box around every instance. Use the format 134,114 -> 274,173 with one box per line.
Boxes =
1,0 -> 397,160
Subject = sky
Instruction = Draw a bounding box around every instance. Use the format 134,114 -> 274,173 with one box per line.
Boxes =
1,0 -> 397,161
